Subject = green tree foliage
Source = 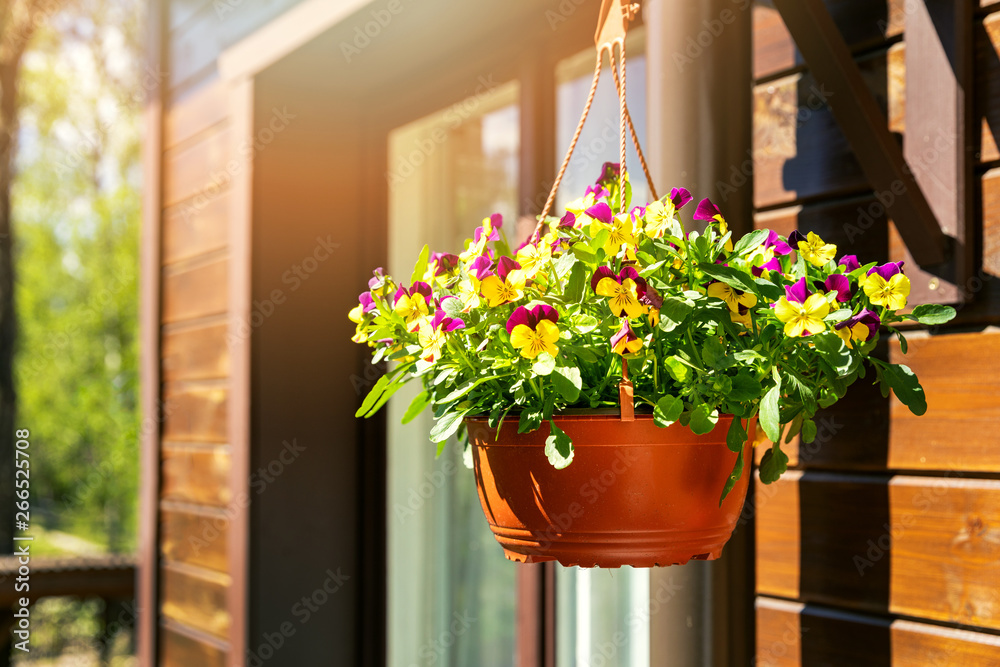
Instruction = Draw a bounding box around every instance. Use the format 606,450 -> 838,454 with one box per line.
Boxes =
13,0 -> 142,552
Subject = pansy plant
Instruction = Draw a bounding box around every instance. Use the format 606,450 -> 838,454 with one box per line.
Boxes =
351,163 -> 955,500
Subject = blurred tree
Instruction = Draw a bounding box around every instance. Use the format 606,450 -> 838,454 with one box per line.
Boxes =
13,0 -> 143,552
0,0 -> 68,555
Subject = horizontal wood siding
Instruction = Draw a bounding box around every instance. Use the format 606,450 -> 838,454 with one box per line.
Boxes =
753,2 -> 1000,663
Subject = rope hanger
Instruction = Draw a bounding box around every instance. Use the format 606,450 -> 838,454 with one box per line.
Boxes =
532,0 -> 658,243
530,0 -> 658,421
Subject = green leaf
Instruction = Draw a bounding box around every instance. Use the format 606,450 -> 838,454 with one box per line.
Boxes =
435,377 -> 492,405
410,244 -> 430,284
729,369 -> 762,402
441,297 -> 464,318
355,374 -> 391,418
532,354 -> 556,376
701,336 -> 725,368
570,242 -> 597,264
753,278 -> 784,301
571,314 -> 599,334
430,407 -> 471,443
801,418 -> 817,444
544,421 -> 575,469
894,328 -> 908,354
732,229 -> 769,256
882,363 -> 927,416
824,308 -> 853,323
664,356 -> 692,383
554,252 -> 577,278
552,366 -> 583,402
758,444 -> 789,484
689,405 -> 720,435
726,418 -> 747,453
813,333 -> 852,374
657,296 -> 695,333
564,262 -> 588,303
518,407 -> 544,433
719,451 -> 745,504
760,381 -> 782,442
909,304 -> 957,326
697,263 -> 759,295
402,390 -> 431,424
654,395 -> 684,428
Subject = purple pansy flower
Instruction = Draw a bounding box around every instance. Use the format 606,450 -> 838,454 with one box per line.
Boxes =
393,281 -> 433,305
590,265 -> 647,295
469,255 -> 494,281
431,252 -> 460,276
834,308 -> 880,343
669,187 -> 693,210
430,308 -> 465,333
866,261 -> 905,280
693,198 -> 722,222
505,304 -> 559,335
825,274 -> 852,302
784,277 -> 812,304
559,211 -> 577,228
359,292 -> 376,313
368,267 -> 388,291
584,202 -> 614,225
610,320 -> 642,355
838,255 -> 860,273
639,283 -> 663,310
764,230 -> 792,256
787,230 -> 806,248
751,258 -> 782,278
495,256 -> 521,282
597,162 -> 620,185
585,184 -> 611,199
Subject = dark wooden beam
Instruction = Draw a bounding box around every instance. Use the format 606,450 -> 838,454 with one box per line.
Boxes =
772,0 -> 949,267
902,0 -> 974,304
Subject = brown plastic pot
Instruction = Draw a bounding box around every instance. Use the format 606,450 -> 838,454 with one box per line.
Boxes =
466,411 -> 755,568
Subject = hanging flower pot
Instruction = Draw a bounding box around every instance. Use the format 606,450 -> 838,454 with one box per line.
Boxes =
467,412 -> 756,568
349,0 -> 955,568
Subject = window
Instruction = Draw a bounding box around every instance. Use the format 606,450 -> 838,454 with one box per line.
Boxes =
387,82 -> 521,667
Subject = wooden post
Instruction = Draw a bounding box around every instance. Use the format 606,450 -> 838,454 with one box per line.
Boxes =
645,1 -> 755,665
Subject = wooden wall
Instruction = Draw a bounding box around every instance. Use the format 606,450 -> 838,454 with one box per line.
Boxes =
155,1 -> 306,664
752,1 -> 1000,664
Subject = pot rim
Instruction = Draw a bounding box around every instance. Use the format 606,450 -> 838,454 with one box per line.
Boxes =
466,408 -> 744,423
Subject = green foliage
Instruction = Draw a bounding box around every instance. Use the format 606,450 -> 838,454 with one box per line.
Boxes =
12,0 -> 143,553
349,168 -> 954,485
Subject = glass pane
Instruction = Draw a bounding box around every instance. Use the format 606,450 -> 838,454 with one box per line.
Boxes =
555,31 -> 651,667
387,82 -> 520,667
555,27 -> 649,210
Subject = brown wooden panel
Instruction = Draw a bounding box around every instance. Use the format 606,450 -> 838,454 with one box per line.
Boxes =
160,563 -> 231,639
983,168 -> 1000,277
162,258 -> 228,324
890,476 -> 1000,631
753,1 -> 903,81
754,49 -> 894,209
163,126 -> 231,207
757,597 -> 1000,666
756,597 -> 890,666
159,624 -> 227,667
756,471 -> 802,600
163,384 -> 228,443
162,445 -> 232,507
160,507 -> 229,573
164,75 -> 228,150
893,619 -> 1000,665
755,472 -> 892,613
978,13 -> 1000,163
162,322 -> 230,382
163,185 -> 230,265
889,331 -> 1000,472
